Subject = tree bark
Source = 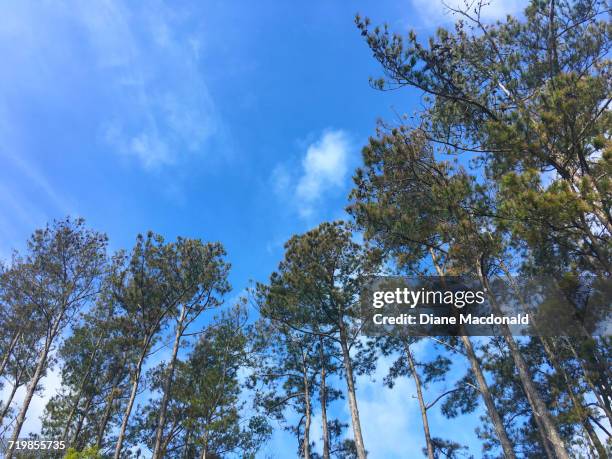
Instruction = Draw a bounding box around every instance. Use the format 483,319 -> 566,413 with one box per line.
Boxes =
301,349 -> 312,459
0,379 -> 19,427
430,250 -> 517,459
114,342 -> 149,459
318,337 -> 330,459
463,334 -> 521,458
61,337 -> 102,443
152,307 -> 187,459
499,264 -> 607,457
547,338 -> 607,457
405,342 -> 434,459
70,394 -> 93,448
0,331 -> 20,379
96,386 -> 117,450
477,264 -> 570,459
500,260 -> 612,436
8,343 -> 49,450
565,338 -> 612,425
8,314 -> 63,454
339,326 -> 367,459
200,437 -> 207,459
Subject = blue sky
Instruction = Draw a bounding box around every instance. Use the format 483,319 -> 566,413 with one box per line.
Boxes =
0,0 -> 527,457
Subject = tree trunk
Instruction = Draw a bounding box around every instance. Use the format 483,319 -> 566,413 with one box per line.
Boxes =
301,349 -> 312,459
477,265 -> 570,459
0,331 -> 20,379
152,307 -> 186,459
583,416 -> 607,458
318,337 -> 330,459
545,340 -> 606,457
8,314 -> 62,454
70,394 -> 93,448
114,343 -> 149,459
8,343 -> 49,450
499,264 -> 607,457
61,396 -> 78,444
429,250 -> 517,459
181,429 -> 192,459
499,261 -> 612,436
61,337 -> 101,443
0,379 -> 19,426
96,387 -> 117,450
405,342 -> 434,459
339,326 -> 367,459
462,334 -> 520,458
565,338 -> 612,425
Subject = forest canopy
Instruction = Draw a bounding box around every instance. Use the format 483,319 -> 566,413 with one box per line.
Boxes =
0,0 -> 610,458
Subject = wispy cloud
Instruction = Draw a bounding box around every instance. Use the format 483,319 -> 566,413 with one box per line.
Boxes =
82,1 -> 219,170
272,130 -> 352,219
409,0 -> 527,26
0,0 -> 220,171
0,106 -> 73,258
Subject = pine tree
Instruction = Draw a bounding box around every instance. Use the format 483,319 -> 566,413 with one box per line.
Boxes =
251,312 -> 320,459
4,218 -> 107,454
40,296 -> 132,453
349,130 -> 518,458
134,305 -> 269,459
150,238 -> 231,459
257,222 -> 375,459
109,232 -> 189,458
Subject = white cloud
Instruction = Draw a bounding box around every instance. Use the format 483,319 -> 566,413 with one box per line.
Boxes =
347,351 -> 425,459
410,0 -> 527,26
272,130 -> 351,219
85,1 -> 219,170
0,0 -> 220,171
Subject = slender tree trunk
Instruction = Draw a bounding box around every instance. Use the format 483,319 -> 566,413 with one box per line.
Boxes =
583,416 -> 607,458
318,337 -> 330,459
8,314 -> 63,454
182,429 -> 191,459
0,331 -> 20,379
565,338 -> 612,425
61,397 -> 78,444
96,387 -> 116,449
301,349 -> 312,459
499,261 -> 612,435
429,250 -> 517,459
152,307 -> 187,459
114,343 -> 149,459
70,394 -> 93,448
499,264 -> 607,456
405,342 -> 434,459
542,337 -> 607,456
200,436 -> 207,459
8,343 -> 49,449
61,338 -> 101,443
477,264 -> 570,459
339,326 -> 367,459
463,334 -> 521,458
0,379 -> 19,426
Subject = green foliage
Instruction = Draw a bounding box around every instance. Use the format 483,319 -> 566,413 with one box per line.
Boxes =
1,2 -> 610,458
63,446 -> 102,459
131,305 -> 270,458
